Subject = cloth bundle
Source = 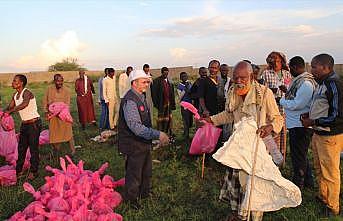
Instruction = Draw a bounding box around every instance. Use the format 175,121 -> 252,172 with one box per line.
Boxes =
213,117 -> 302,212
90,130 -> 117,143
9,156 -> 124,221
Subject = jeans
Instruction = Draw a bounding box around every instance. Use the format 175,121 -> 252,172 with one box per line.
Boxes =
99,99 -> 110,130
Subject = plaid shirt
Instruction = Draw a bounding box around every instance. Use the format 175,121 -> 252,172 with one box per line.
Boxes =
261,69 -> 292,98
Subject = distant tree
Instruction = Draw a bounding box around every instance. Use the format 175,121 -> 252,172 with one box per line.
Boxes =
48,58 -> 87,71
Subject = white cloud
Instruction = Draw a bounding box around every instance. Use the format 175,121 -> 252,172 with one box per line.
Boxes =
140,7 -> 343,38
10,31 -> 86,71
169,48 -> 188,59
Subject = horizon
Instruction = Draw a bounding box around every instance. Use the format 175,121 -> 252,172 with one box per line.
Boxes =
1,0 -> 343,72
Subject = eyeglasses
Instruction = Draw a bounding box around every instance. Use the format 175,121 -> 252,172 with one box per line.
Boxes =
141,80 -> 151,84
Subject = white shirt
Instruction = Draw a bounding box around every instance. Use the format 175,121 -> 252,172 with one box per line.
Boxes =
14,88 -> 40,121
118,73 -> 130,99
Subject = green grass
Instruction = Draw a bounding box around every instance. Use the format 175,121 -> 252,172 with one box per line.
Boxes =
0,82 -> 342,221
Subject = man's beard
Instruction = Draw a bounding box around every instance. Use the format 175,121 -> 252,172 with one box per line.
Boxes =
234,83 -> 251,96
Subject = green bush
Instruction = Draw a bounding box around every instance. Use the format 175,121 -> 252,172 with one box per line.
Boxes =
48,58 -> 86,72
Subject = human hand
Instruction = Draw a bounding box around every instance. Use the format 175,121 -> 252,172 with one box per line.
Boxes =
301,117 -> 314,128
256,124 -> 273,138
159,132 -> 170,146
279,85 -> 287,93
202,110 -> 210,118
195,117 -> 212,128
45,112 -> 50,121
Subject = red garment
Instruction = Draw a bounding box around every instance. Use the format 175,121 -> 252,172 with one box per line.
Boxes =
75,78 -> 96,124
162,79 -> 170,106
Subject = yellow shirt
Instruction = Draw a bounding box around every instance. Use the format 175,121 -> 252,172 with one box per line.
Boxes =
102,76 -> 117,103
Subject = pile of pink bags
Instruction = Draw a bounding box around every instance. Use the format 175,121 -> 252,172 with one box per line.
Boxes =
0,111 -> 18,166
180,101 -> 222,155
48,102 -> 73,123
0,110 -> 50,186
9,156 -> 124,221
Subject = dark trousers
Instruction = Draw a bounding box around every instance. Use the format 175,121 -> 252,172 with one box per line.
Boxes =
181,108 -> 193,138
289,127 -> 314,188
99,99 -> 110,130
124,150 -> 152,201
16,119 -> 42,174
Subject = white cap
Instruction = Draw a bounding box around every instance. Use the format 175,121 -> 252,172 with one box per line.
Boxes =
129,70 -> 152,82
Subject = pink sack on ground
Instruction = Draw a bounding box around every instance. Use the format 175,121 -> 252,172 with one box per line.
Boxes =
0,111 -> 15,131
180,101 -> 200,119
189,122 -> 222,155
39,130 -> 50,145
0,165 -> 16,186
0,128 -> 18,165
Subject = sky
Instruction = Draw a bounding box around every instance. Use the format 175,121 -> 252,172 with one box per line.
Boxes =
1,0 -> 343,73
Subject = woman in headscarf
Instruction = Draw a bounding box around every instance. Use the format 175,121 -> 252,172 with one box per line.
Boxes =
261,51 -> 292,164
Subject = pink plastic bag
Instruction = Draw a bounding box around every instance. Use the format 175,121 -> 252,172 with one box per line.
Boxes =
189,122 -> 222,155
48,102 -> 73,123
39,130 -> 50,145
180,101 -> 200,119
0,128 -> 18,165
0,165 -> 16,186
0,111 -> 15,131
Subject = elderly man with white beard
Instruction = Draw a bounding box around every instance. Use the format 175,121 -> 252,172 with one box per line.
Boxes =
198,61 -> 284,221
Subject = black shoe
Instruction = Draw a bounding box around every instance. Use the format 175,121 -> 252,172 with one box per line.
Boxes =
129,200 -> 141,210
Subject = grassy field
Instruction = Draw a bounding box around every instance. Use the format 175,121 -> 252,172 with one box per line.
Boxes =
0,82 -> 342,221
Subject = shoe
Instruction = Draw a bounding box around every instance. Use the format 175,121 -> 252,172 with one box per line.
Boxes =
129,200 -> 141,210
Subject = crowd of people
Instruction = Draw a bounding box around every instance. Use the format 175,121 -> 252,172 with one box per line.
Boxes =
0,52 -> 342,220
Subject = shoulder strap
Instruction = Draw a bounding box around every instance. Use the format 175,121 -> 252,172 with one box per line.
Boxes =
256,85 -> 268,128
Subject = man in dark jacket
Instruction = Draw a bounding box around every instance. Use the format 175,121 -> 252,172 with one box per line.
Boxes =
151,67 -> 176,135
118,70 -> 169,210
301,53 -> 343,217
190,67 -> 207,112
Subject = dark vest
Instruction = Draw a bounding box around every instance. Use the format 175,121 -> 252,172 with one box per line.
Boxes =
118,89 -> 152,155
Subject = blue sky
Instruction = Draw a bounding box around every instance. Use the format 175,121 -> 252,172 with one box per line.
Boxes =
1,0 -> 343,72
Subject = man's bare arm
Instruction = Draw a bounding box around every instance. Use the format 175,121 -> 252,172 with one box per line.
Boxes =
6,90 -> 33,114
